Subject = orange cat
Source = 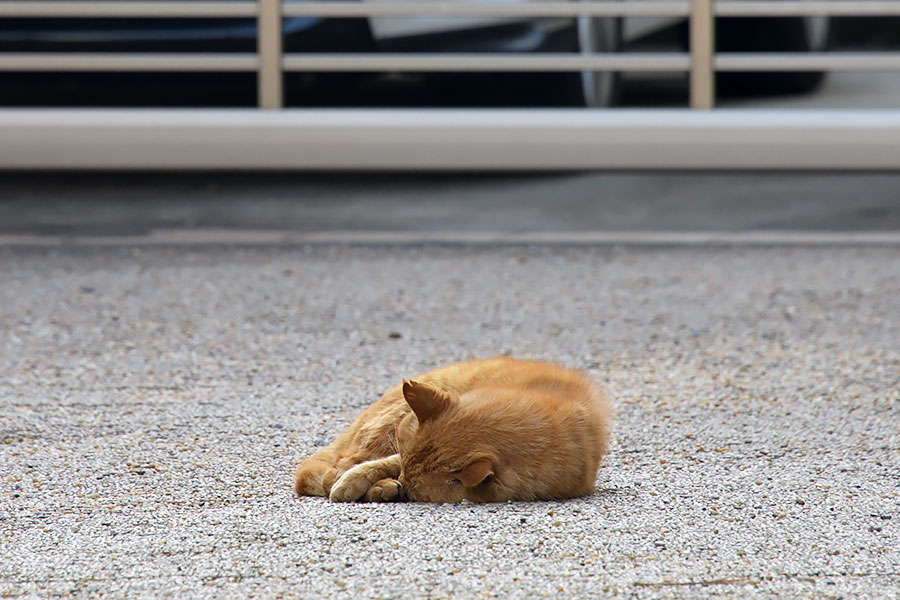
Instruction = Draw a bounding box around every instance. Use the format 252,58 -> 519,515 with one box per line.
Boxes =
294,357 -> 612,503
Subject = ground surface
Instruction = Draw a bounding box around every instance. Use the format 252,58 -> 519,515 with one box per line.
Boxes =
1,242 -> 898,599
3,172 -> 900,236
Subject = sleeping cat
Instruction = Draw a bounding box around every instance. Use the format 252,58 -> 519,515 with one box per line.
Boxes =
294,357 -> 611,503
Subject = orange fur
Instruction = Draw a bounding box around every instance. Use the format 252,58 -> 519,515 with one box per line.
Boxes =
294,357 -> 612,503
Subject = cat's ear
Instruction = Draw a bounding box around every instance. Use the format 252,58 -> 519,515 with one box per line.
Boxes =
402,379 -> 454,423
456,457 -> 495,488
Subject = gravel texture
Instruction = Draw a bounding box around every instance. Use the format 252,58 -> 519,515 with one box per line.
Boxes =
1,244 -> 898,599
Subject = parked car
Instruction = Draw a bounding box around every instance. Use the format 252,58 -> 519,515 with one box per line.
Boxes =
0,0 -> 832,108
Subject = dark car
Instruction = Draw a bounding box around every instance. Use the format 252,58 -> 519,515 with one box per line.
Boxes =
0,5 -> 605,108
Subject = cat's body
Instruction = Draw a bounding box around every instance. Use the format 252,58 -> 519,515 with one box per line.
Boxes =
294,357 -> 611,503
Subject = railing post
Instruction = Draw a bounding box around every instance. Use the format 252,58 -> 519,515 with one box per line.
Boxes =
690,0 -> 715,109
258,0 -> 283,108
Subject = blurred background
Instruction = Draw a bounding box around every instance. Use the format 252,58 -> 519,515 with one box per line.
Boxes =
2,1 -> 900,214
2,1 -> 899,109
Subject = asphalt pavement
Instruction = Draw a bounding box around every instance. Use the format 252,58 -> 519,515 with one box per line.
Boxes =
2,172 -> 900,236
1,177 -> 899,599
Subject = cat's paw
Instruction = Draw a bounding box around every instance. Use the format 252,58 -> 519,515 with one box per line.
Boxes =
328,467 -> 371,502
365,478 -> 404,502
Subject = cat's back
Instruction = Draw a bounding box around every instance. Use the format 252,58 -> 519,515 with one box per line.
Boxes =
425,356 -> 598,402
426,357 -> 609,429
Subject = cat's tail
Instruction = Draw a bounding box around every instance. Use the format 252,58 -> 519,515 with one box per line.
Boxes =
587,378 -> 614,461
294,455 -> 338,497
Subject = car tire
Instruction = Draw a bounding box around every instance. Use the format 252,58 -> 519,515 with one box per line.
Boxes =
716,16 -> 831,96
576,16 -> 622,106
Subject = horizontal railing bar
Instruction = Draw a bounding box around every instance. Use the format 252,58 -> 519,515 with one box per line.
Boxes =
717,1 -> 900,17
283,53 -> 689,72
6,53 -> 900,75
0,53 -> 258,71
0,1 -> 257,17
5,1 -> 900,19
282,1 -> 691,18
716,52 -> 900,71
6,1 -> 900,19
5,109 -> 900,170
0,0 -> 693,20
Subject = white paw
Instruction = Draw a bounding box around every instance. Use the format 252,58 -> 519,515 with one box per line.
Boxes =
329,465 -> 371,502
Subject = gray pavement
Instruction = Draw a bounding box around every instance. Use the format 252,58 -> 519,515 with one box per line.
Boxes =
1,240 -> 899,599
2,172 -> 900,236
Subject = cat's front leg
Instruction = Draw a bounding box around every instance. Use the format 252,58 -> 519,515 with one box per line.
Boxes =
329,454 -> 402,502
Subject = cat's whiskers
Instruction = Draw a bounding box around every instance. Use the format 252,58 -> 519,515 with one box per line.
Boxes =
388,423 -> 400,454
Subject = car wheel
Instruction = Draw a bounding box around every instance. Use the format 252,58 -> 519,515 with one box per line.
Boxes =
716,16 -> 831,96
576,16 -> 622,106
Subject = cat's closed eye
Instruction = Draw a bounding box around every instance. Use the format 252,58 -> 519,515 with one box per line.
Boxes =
475,473 -> 494,486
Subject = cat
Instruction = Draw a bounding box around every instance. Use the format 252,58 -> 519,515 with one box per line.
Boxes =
294,356 -> 612,503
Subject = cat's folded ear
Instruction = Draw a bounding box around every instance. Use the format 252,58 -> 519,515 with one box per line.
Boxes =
456,457 -> 496,488
402,379 -> 454,423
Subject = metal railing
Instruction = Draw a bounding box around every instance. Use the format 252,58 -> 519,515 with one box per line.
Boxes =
2,1 -> 900,170
3,0 -> 900,110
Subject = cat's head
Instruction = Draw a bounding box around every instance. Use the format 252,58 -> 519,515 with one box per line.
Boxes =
396,379 -> 503,503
